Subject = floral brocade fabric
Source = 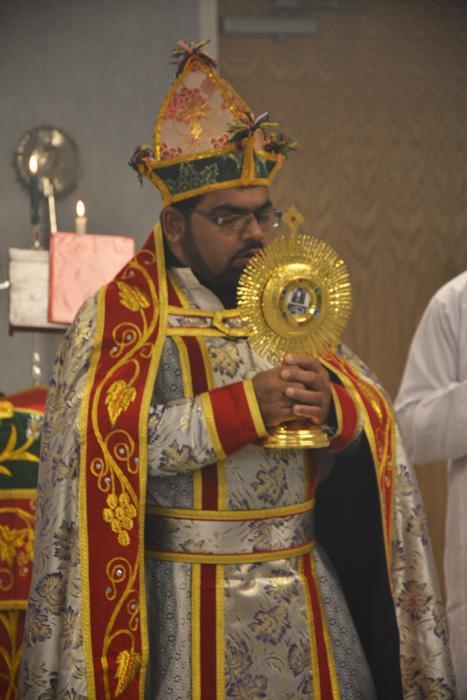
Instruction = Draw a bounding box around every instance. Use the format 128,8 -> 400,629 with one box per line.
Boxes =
17,263 -> 456,699
0,391 -> 46,699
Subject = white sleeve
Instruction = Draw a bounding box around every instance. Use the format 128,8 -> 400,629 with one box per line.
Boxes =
395,284 -> 467,463
147,396 -> 217,475
147,379 -> 267,475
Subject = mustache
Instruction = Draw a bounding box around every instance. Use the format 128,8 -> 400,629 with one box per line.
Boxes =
233,241 -> 265,259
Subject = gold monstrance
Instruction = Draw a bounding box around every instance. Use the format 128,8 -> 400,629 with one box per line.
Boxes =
237,207 -> 353,449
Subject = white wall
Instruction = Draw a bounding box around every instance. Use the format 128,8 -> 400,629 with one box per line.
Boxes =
0,0 -> 210,395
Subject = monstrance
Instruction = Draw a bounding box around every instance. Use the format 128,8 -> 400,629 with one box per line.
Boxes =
237,207 -> 353,448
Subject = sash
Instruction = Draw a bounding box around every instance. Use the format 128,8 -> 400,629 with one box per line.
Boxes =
145,499 -> 316,563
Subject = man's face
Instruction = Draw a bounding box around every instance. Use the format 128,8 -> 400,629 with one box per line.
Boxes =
175,186 -> 275,288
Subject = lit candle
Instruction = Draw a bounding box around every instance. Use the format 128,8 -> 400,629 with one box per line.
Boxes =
29,155 -> 40,226
75,200 -> 87,234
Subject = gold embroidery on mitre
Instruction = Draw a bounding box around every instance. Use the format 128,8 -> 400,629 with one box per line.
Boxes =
117,281 -> 150,312
114,649 -> 142,697
103,491 -> 137,547
177,95 -> 213,139
105,380 -> 137,428
0,401 -> 14,419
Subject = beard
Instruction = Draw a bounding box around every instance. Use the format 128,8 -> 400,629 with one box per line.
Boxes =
180,222 -> 264,290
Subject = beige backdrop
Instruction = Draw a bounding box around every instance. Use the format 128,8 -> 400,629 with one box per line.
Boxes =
219,0 -> 467,600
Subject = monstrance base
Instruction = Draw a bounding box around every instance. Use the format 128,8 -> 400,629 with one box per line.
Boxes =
263,425 -> 330,449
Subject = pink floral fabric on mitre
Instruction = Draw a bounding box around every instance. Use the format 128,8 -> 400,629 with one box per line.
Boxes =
157,62 -> 246,161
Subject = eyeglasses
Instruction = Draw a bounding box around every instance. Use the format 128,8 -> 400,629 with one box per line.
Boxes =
179,206 -> 282,232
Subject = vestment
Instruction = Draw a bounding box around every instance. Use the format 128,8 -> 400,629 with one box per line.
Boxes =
18,225 -> 456,699
396,270 -> 467,698
0,386 -> 46,699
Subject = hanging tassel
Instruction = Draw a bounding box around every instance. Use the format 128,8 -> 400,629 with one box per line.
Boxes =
170,40 -> 218,77
227,111 -> 278,149
128,146 -> 154,185
264,132 -> 298,158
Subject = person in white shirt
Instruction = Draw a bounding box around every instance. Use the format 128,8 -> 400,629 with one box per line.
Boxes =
396,270 -> 467,698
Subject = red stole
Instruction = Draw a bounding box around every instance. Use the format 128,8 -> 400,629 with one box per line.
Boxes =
79,225 -> 167,699
322,352 -> 397,576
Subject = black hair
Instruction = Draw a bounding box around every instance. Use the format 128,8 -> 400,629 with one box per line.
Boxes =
160,194 -> 204,231
171,194 -> 204,222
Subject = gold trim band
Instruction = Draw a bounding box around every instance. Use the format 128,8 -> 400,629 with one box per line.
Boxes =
0,601 -> 28,610
146,540 -> 315,564
145,500 -> 315,559
146,497 -> 314,521
0,488 -> 37,500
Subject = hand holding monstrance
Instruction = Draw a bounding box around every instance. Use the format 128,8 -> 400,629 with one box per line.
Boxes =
237,207 -> 353,448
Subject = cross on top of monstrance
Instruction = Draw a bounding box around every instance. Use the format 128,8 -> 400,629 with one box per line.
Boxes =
282,205 -> 304,237
236,206 -> 353,448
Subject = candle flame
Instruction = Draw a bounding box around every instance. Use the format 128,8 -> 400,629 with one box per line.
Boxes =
76,200 -> 85,217
29,155 -> 38,174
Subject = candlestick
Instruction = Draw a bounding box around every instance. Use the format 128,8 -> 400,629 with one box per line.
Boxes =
43,178 -> 58,233
29,155 -> 40,226
75,200 -> 87,234
32,333 -> 42,386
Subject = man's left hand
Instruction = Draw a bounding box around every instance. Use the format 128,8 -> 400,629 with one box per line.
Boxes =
280,354 -> 332,426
